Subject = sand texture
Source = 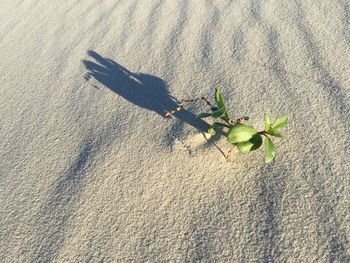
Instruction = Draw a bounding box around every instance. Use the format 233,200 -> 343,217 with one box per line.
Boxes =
1,0 -> 350,262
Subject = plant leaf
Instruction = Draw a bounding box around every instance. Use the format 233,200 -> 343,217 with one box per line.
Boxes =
227,124 -> 258,144
272,115 -> 288,130
211,106 -> 226,118
197,106 -> 226,119
235,134 -> 263,153
207,127 -> 216,135
264,136 -> 275,163
264,113 -> 272,131
268,129 -> 283,138
197,112 -> 212,118
215,87 -> 226,109
197,105 -> 227,119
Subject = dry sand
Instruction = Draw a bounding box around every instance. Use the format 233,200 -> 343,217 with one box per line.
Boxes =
1,0 -> 350,262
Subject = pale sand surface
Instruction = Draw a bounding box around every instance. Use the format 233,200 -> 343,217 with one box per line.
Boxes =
1,0 -> 350,262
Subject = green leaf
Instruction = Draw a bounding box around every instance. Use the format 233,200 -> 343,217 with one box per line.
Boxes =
197,112 -> 212,118
197,106 -> 226,119
215,87 -> 226,109
211,106 -> 226,118
265,136 -> 276,163
207,127 -> 216,135
214,88 -> 231,120
227,124 -> 258,144
264,113 -> 272,131
268,129 -> 283,138
272,115 -> 288,130
235,134 -> 263,153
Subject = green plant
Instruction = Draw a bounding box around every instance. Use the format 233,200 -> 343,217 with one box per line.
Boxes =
165,88 -> 288,163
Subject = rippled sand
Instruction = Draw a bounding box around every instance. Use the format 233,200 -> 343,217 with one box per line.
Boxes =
1,0 -> 349,262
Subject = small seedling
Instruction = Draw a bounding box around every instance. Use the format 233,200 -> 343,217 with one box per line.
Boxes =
164,88 -> 288,163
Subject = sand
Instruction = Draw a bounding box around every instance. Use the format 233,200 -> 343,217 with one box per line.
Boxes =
1,0 -> 349,262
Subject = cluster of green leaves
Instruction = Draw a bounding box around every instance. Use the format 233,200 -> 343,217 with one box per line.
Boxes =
198,88 -> 288,163
198,88 -> 230,124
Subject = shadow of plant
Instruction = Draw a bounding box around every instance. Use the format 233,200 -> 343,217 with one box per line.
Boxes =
82,50 -> 211,138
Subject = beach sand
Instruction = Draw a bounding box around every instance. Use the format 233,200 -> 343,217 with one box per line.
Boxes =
0,0 -> 349,261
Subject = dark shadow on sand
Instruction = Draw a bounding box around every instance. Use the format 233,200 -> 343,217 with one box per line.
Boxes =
82,50 -> 211,133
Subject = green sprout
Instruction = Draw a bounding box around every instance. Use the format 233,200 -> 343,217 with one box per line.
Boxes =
165,88 -> 288,163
